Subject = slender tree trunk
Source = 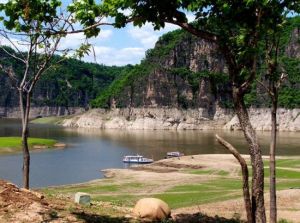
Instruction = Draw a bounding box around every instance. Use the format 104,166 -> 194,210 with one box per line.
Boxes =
233,87 -> 266,223
19,90 -> 31,189
216,135 -> 253,223
269,88 -> 277,223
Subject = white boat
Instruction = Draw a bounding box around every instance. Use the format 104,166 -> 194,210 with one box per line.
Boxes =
123,155 -> 154,164
166,151 -> 184,158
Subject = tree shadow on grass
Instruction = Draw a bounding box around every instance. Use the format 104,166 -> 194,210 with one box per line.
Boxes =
173,212 -> 245,223
72,211 -> 130,223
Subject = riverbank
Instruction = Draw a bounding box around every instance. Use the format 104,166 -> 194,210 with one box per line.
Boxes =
61,107 -> 300,131
0,137 -> 65,155
40,154 -> 300,222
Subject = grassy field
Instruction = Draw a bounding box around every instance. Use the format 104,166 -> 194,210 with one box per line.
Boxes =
0,137 -> 57,154
42,156 -> 300,216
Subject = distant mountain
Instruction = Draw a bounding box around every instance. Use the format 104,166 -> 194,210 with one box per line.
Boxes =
92,17 -> 300,110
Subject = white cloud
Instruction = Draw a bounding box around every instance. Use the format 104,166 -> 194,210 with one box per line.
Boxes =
59,33 -> 87,50
84,46 -> 145,66
58,28 -> 112,51
0,0 -> 8,3
99,29 -> 112,39
128,22 -> 178,49
0,36 -> 28,52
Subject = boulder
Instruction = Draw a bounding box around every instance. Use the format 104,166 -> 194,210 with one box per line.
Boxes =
132,198 -> 171,221
74,192 -> 91,205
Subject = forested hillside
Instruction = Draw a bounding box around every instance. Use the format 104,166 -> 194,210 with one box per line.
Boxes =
92,17 -> 300,109
0,48 -> 131,109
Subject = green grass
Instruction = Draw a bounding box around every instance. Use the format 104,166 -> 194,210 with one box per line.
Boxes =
93,195 -> 138,207
265,168 -> 300,179
183,169 -> 229,176
0,137 -> 57,154
154,191 -> 240,209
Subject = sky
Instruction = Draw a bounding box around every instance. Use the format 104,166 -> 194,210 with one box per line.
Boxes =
64,22 -> 179,66
0,0 -> 195,67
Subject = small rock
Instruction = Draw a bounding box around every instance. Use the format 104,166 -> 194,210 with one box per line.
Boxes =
74,192 -> 91,205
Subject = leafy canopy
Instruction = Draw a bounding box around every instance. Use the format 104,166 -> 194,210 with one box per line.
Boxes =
0,0 -> 61,33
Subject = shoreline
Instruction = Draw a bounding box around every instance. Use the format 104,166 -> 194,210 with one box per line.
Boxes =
60,107 -> 300,132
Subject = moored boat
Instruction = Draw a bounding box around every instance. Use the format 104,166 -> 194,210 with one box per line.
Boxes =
123,155 -> 154,164
166,151 -> 184,158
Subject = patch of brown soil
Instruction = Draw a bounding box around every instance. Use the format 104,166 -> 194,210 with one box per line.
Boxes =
153,154 -> 242,173
0,180 -> 52,222
131,165 -> 178,173
0,180 -> 128,223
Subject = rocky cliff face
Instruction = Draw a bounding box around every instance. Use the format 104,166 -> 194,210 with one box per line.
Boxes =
286,27 -> 300,58
62,107 -> 232,130
94,18 -> 300,111
107,32 -> 231,114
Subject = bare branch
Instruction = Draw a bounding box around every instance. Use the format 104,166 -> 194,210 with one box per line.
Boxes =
215,134 -> 252,223
0,45 -> 26,63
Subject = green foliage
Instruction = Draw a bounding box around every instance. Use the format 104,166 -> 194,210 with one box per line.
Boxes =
145,29 -> 186,60
278,87 -> 300,108
0,0 -> 61,32
91,63 -> 152,108
0,47 -> 126,108
68,0 -> 102,37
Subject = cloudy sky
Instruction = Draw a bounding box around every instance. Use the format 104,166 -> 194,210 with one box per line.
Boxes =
65,22 -> 179,66
0,0 -> 195,66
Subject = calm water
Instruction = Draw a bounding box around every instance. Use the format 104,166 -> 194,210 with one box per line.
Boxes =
0,119 -> 299,188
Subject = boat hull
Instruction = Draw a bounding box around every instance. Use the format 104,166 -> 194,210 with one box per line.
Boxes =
123,160 -> 153,164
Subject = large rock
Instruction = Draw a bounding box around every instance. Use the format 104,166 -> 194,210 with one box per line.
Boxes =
132,198 -> 171,221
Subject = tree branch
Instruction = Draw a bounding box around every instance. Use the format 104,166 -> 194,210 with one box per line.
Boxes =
216,134 -> 252,223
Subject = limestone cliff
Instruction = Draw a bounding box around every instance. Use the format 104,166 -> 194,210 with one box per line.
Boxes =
62,108 -> 300,131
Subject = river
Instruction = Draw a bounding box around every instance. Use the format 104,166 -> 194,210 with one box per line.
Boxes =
0,119 -> 299,188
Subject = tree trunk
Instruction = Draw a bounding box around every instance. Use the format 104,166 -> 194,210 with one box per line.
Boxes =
233,87 -> 266,223
216,134 -> 253,223
19,90 -> 31,189
269,90 -> 277,223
